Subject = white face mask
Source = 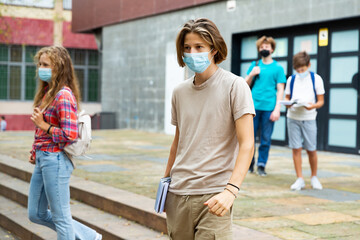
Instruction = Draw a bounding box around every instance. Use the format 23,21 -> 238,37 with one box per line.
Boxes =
38,68 -> 52,82
297,71 -> 309,79
183,49 -> 213,73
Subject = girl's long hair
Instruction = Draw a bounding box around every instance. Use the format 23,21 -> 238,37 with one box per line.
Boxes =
33,46 -> 81,110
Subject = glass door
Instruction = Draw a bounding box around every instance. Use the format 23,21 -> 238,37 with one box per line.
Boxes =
234,17 -> 360,154
326,29 -> 359,153
272,34 -> 319,144
271,37 -> 289,143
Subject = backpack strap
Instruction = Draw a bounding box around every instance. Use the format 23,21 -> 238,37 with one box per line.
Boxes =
40,88 -> 74,113
249,60 -> 259,89
289,74 -> 296,100
40,101 -> 51,113
310,71 -> 317,102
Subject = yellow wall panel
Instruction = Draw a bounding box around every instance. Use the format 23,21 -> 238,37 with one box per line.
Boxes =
0,5 -> 54,20
0,5 -> 71,21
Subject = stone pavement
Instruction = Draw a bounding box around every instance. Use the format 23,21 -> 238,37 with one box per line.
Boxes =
1,129 -> 360,239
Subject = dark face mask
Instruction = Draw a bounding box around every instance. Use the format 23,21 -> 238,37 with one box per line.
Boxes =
259,49 -> 270,57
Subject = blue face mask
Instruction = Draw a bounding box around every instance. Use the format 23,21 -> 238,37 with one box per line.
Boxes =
297,71 -> 309,79
183,49 -> 213,73
38,68 -> 52,82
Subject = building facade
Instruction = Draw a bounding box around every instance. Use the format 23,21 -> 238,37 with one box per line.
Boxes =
72,0 -> 360,154
0,0 -> 101,130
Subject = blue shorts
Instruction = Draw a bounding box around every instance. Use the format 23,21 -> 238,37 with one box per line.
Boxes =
287,118 -> 317,151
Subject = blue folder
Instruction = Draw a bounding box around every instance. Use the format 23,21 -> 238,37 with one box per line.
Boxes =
154,177 -> 171,213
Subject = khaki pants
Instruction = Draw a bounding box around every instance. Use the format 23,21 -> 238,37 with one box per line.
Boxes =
165,192 -> 233,240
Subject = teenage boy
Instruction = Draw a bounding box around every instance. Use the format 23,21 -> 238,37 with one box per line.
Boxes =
164,18 -> 255,239
285,51 -> 325,190
245,36 -> 286,176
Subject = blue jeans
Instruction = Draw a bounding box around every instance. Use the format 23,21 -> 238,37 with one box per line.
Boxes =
252,110 -> 275,168
28,150 -> 97,240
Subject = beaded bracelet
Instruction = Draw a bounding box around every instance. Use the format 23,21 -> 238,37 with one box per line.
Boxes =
227,182 -> 240,191
224,188 -> 237,198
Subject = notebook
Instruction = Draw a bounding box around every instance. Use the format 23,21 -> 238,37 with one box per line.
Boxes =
154,177 -> 171,213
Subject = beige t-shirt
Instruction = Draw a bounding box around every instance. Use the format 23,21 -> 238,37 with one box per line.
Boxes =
170,68 -> 255,195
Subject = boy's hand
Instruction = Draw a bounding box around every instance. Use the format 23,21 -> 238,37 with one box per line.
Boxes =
204,188 -> 237,217
305,104 -> 315,110
270,108 -> 281,121
250,66 -> 260,77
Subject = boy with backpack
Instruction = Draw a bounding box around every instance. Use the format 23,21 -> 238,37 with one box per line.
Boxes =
245,36 -> 286,176
284,51 -> 325,190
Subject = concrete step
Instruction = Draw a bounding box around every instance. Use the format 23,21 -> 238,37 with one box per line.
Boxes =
0,225 -> 20,240
0,154 -> 281,240
0,195 -> 57,240
0,154 -> 167,234
0,172 -> 167,240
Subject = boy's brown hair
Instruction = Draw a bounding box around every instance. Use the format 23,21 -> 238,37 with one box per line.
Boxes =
256,36 -> 276,51
293,51 -> 310,69
175,18 -> 227,67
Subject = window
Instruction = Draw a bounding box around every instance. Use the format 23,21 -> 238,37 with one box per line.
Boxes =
0,0 -> 54,8
293,34 -> 318,54
240,36 -> 258,60
272,38 -> 288,58
329,119 -> 357,148
0,45 -> 8,62
9,66 -> 21,99
0,65 -> 7,99
331,30 -> 359,53
75,68 -> 85,99
25,66 -> 36,100
10,45 -> 22,62
26,46 -> 37,63
0,44 -> 28,100
88,50 -> 99,66
0,45 -> 100,102
69,48 -> 101,102
63,0 -> 72,10
88,69 -> 99,101
73,49 -> 86,65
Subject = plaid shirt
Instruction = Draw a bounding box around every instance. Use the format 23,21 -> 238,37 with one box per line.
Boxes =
31,86 -> 78,158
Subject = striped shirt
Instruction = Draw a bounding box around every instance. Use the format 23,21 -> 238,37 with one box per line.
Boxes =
31,86 -> 78,158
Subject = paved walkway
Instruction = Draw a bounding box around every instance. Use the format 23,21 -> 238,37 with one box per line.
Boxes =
1,130 -> 360,239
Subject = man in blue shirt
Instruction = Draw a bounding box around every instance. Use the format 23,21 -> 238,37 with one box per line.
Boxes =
245,36 -> 286,176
